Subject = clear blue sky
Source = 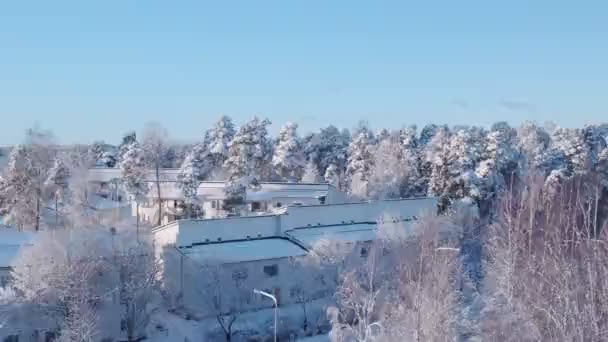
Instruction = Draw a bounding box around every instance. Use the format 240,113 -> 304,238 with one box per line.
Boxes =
1,1 -> 607,144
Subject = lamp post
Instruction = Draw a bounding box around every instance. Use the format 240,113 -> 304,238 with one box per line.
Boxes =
254,289 -> 278,342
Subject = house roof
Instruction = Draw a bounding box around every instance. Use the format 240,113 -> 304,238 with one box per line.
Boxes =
181,237 -> 308,264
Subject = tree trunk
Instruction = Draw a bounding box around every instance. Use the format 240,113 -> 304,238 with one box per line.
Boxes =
35,194 -> 40,231
136,201 -> 140,241
55,194 -> 59,229
156,165 -> 162,226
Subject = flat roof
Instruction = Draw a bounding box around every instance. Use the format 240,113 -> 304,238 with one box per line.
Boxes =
287,223 -> 378,247
182,238 -> 308,264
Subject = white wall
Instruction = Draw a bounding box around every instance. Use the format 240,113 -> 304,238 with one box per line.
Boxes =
162,248 -> 335,318
176,215 -> 281,247
280,198 -> 437,232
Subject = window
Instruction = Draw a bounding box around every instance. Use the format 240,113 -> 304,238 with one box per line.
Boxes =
211,200 -> 216,209
251,202 -> 262,211
360,247 -> 369,258
263,264 -> 279,277
275,202 -> 282,208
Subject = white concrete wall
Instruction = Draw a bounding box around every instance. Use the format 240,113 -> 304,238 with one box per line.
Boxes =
280,197 -> 437,232
162,249 -> 334,318
176,215 -> 281,247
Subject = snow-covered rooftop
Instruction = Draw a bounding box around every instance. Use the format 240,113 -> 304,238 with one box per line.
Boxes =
286,223 -> 378,247
182,238 -> 308,264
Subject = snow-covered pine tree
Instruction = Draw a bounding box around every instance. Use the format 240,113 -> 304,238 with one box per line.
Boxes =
550,127 -> 591,175
304,125 -> 350,187
399,125 -> 424,196
345,126 -> 375,199
324,164 -> 341,188
302,161 -> 321,183
204,115 -> 236,179
223,117 -> 272,182
517,121 -> 551,174
473,122 -> 519,208
272,122 -> 305,181
177,144 -> 209,218
426,127 -> 451,208
222,117 -> 272,214
120,141 -> 149,228
0,145 -> 39,230
87,141 -> 106,167
118,131 -> 137,163
445,127 -> 484,202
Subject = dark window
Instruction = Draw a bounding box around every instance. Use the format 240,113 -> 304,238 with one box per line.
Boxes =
263,264 -> 279,277
251,202 -> 262,211
275,202 -> 282,208
211,200 -> 217,209
360,247 -> 369,258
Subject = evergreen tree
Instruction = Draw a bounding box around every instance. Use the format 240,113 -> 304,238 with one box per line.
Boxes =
120,141 -> 149,228
302,161 -> 321,183
345,126 -> 375,199
304,125 -> 350,185
176,144 -> 209,218
324,164 -> 341,188
204,115 -> 236,178
272,122 -> 305,181
223,117 -> 272,182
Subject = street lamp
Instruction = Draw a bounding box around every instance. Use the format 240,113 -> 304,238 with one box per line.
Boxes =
254,289 -> 278,342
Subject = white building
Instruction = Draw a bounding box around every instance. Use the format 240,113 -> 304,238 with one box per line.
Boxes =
87,168 -> 347,225
152,197 -> 438,318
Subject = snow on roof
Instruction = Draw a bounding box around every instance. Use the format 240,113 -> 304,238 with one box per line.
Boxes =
286,223 -> 379,247
182,238 -> 308,264
88,194 -> 130,210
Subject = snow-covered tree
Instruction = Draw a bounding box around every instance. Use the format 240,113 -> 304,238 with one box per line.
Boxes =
0,128 -> 55,231
399,126 -> 424,196
142,122 -> 170,226
118,131 -> 137,163
45,157 -> 71,228
204,116 -> 236,179
444,127 -> 485,203
112,237 -> 161,342
304,126 -> 350,186
426,127 -> 451,199
177,144 -> 209,218
324,163 -> 341,188
302,161 -> 322,183
368,132 -> 407,199
272,122 -> 306,181
517,121 -> 551,173
550,127 -> 591,175
120,141 -> 149,228
346,126 -> 375,199
223,117 -> 273,182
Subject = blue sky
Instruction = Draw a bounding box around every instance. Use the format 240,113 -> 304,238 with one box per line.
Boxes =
1,1 -> 607,144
